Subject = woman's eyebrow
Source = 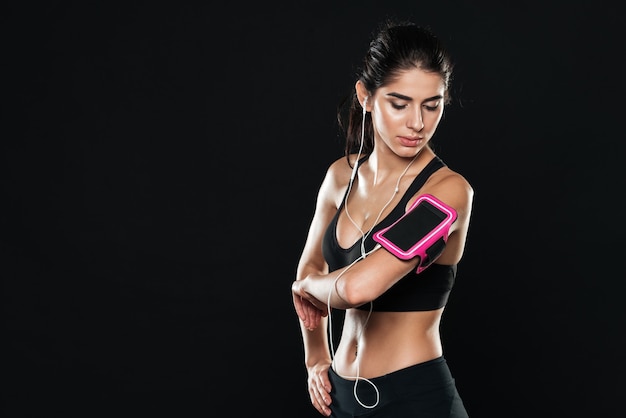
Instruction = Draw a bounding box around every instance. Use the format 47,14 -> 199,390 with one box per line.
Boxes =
386,92 -> 443,102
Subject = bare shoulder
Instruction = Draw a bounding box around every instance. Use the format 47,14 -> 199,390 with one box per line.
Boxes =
325,155 -> 353,180
422,166 -> 474,219
431,167 -> 473,198
318,155 -> 356,206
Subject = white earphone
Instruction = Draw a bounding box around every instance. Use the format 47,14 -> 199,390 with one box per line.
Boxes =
362,96 -> 368,114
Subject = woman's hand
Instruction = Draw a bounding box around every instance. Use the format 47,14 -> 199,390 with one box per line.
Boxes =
292,280 -> 328,331
307,361 -> 333,416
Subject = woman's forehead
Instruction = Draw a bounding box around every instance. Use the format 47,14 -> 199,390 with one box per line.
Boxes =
381,68 -> 445,99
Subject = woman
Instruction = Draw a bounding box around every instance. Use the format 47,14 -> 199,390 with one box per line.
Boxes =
292,19 -> 474,417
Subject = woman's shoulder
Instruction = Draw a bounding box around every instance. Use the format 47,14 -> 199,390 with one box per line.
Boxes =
324,154 -> 358,184
423,163 -> 474,210
436,166 -> 472,193
316,155 -> 354,204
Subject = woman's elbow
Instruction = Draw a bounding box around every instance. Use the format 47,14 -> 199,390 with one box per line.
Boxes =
338,276 -> 373,307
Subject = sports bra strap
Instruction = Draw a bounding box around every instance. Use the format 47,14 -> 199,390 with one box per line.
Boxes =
400,156 -> 446,205
338,155 -> 445,211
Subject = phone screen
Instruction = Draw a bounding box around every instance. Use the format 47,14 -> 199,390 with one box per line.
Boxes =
379,200 -> 447,252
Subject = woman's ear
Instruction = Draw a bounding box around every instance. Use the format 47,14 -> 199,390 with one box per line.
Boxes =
355,81 -> 370,112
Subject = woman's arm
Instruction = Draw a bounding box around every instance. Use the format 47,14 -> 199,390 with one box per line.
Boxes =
294,169 -> 474,320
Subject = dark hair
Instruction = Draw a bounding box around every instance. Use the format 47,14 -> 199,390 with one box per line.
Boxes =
337,19 -> 454,162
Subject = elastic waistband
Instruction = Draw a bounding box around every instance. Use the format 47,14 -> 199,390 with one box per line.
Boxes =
329,356 -> 455,413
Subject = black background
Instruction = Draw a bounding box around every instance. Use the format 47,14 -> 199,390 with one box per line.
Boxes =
2,1 -> 624,417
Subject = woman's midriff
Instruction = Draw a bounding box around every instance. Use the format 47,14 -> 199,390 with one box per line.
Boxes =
332,308 -> 444,379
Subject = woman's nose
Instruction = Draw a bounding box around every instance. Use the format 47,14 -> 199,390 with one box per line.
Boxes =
408,108 -> 424,131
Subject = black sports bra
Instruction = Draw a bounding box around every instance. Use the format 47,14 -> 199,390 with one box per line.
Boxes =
321,155 -> 457,312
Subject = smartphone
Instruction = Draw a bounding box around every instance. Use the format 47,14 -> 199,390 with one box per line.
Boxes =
373,194 -> 457,272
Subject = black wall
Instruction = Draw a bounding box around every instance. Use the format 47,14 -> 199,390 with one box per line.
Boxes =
2,1 -> 624,417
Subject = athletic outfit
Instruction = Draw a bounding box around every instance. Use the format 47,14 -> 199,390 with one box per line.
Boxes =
321,156 -> 469,417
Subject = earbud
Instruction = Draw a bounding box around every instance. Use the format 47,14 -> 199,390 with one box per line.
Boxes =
362,96 -> 368,114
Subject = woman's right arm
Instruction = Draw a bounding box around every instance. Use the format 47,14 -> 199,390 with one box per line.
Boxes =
293,160 -> 344,365
292,161 -> 346,417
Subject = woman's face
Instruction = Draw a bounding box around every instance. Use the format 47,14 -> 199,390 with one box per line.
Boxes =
370,68 -> 446,158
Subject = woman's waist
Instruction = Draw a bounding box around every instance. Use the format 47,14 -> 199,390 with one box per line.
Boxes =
344,308 -> 442,340
330,355 -> 452,387
332,334 -> 442,379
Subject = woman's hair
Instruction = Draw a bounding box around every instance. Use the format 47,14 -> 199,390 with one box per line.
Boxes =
337,19 -> 454,161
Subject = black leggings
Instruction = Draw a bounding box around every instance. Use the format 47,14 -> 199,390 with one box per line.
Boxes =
328,356 -> 469,417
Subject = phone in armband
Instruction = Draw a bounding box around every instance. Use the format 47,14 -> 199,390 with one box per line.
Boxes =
372,194 -> 457,273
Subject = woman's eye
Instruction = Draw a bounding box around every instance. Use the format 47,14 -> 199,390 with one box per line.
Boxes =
391,102 -> 408,110
424,102 -> 440,111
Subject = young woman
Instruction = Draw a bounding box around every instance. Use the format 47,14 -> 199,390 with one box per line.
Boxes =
291,19 -> 474,417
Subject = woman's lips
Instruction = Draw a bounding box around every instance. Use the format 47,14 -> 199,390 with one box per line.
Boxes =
398,136 -> 423,147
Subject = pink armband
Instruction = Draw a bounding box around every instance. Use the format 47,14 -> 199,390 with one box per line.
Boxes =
372,194 -> 457,273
